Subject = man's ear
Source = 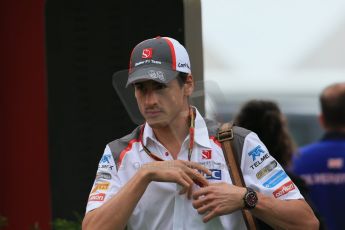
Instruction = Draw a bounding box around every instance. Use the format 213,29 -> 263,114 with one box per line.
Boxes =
319,114 -> 327,130
184,74 -> 194,96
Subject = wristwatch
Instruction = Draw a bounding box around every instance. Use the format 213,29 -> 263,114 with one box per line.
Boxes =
243,187 -> 258,209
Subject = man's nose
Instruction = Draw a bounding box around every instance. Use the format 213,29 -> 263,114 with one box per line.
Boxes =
144,90 -> 158,106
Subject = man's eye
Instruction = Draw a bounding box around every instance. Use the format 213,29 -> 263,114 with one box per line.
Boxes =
134,84 -> 143,90
155,84 -> 167,90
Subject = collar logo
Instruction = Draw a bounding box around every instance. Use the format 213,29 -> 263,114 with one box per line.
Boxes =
142,48 -> 153,59
202,150 -> 212,159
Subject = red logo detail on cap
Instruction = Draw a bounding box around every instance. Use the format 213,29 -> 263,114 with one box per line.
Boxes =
202,150 -> 212,159
142,48 -> 153,59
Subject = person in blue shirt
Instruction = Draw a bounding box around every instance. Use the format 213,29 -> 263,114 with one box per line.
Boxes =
293,82 -> 345,230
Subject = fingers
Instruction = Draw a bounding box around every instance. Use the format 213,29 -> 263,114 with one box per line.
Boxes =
192,194 -> 207,209
179,187 -> 188,195
189,169 -> 209,188
178,173 -> 194,196
182,160 -> 211,176
178,161 -> 210,188
197,203 -> 211,214
177,163 -> 206,198
203,209 -> 217,223
187,184 -> 193,199
145,160 -> 210,190
193,197 -> 212,213
192,194 -> 218,222
192,186 -> 211,200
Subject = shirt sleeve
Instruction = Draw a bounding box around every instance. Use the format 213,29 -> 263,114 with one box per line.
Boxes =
85,145 -> 122,213
241,132 -> 303,200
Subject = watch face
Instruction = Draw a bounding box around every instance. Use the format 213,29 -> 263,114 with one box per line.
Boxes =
246,193 -> 258,207
245,188 -> 258,209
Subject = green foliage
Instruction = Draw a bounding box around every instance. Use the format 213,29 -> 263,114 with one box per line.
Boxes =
30,222 -> 40,230
52,212 -> 82,230
0,215 -> 8,229
0,213 -> 83,230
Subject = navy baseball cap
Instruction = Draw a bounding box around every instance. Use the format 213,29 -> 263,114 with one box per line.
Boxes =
126,36 -> 191,87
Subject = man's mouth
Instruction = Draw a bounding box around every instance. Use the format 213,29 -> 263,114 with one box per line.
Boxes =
145,110 -> 162,117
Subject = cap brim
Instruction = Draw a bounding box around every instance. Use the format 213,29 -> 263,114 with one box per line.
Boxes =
126,66 -> 179,87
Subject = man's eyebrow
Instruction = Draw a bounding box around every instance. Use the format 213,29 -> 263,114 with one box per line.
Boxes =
133,82 -> 143,87
152,81 -> 167,87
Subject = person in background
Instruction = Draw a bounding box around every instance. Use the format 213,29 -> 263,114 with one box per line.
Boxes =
293,82 -> 345,230
235,99 -> 325,229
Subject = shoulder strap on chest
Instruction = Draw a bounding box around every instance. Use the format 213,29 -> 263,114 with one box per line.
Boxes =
205,118 -> 250,166
217,122 -> 257,230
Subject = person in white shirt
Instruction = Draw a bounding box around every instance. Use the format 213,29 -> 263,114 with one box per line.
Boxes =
82,36 -> 319,230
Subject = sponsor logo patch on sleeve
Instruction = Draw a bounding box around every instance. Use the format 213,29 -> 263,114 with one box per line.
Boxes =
91,182 -> 110,193
273,181 -> 295,198
100,154 -> 111,164
248,145 -> 265,161
262,170 -> 287,188
256,160 -> 278,179
96,172 -> 112,180
89,193 -> 106,202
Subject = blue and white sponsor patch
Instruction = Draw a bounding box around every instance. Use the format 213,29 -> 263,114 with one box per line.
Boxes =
248,145 -> 265,161
205,169 -> 222,180
100,154 -> 111,164
263,170 -> 287,188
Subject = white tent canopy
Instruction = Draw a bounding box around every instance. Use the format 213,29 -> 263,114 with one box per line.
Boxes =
201,0 -> 345,116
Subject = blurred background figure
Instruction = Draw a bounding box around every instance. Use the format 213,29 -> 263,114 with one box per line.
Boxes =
235,99 -> 325,230
293,82 -> 345,230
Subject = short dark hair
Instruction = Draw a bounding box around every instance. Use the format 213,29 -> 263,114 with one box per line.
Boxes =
235,100 -> 295,167
176,72 -> 189,87
320,83 -> 345,127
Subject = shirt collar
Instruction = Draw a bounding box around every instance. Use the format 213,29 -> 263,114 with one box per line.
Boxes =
193,108 -> 212,148
140,107 -> 212,151
140,124 -> 157,152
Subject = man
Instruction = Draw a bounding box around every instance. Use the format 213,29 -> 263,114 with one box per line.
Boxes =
293,82 -> 345,230
82,36 -> 318,230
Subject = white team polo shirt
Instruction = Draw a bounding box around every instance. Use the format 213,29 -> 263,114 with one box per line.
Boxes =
86,108 -> 303,230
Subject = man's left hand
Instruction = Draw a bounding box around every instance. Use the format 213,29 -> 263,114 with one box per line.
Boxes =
192,183 -> 246,223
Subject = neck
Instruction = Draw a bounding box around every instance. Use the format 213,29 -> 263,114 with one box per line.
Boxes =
152,107 -> 191,159
324,125 -> 345,133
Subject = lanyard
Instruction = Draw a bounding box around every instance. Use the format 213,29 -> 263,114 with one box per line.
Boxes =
140,107 -> 196,161
139,107 -> 205,187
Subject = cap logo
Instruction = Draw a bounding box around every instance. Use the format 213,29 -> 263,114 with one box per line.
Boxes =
178,62 -> 190,69
142,48 -> 153,59
147,70 -> 165,81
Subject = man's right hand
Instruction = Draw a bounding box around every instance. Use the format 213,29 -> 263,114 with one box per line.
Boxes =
139,160 -> 211,199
